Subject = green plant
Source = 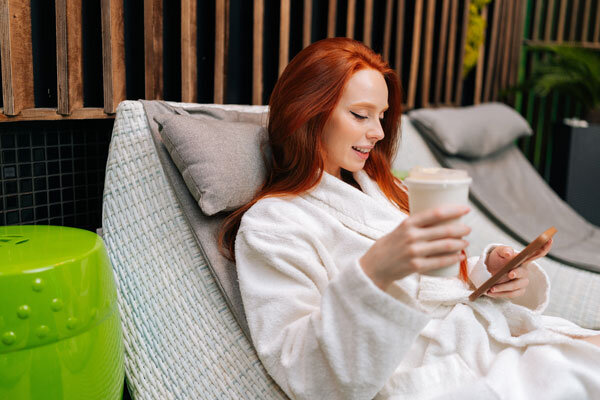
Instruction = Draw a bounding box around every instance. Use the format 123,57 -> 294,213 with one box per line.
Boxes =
509,45 -> 600,118
463,0 -> 492,77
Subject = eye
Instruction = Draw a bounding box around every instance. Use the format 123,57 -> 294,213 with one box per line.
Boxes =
350,111 -> 367,120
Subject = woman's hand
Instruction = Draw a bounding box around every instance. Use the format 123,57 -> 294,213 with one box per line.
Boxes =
485,238 -> 553,299
359,205 -> 471,291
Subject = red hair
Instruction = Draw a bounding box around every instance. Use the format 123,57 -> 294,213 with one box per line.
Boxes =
219,37 -> 409,261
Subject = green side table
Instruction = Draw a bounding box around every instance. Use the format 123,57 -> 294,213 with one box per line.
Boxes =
0,225 -> 124,399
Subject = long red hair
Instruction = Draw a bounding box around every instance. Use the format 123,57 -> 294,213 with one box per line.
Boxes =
219,37 -> 409,261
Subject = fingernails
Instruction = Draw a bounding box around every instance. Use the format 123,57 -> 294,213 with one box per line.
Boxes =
509,272 -> 515,279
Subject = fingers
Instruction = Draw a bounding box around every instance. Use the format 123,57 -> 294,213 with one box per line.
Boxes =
496,265 -> 529,284
405,205 -> 470,228
488,277 -> 529,295
413,223 -> 471,242
411,252 -> 466,274
409,238 -> 469,258
487,288 -> 526,299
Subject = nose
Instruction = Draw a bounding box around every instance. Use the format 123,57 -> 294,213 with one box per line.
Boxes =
367,119 -> 385,141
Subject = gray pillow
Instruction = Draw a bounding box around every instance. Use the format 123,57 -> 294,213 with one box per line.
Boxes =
154,112 -> 270,215
407,102 -> 532,158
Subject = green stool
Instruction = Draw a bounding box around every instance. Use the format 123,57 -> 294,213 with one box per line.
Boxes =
0,225 -> 124,399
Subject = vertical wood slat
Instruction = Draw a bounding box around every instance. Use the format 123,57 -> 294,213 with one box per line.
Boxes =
101,0 -> 126,114
532,0 -> 543,39
279,0 -> 290,77
434,0 -> 450,104
253,0 -> 264,105
568,0 -> 579,42
56,0 -> 84,115
0,0 -> 34,116
303,0 -> 311,48
144,0 -> 163,100
581,0 -> 591,42
544,0 -> 555,41
214,0 -> 227,103
500,0 -> 514,89
346,0 -> 356,38
509,0 -> 527,89
491,0 -> 507,100
594,4 -> 600,42
181,0 -> 197,103
483,0 -> 501,102
382,0 -> 393,62
454,0 -> 470,105
363,0 -> 373,47
327,0 -> 336,38
407,0 -> 423,109
473,6 -> 488,105
445,0 -> 458,104
556,0 -> 567,42
421,0 -> 435,107
394,0 -> 405,85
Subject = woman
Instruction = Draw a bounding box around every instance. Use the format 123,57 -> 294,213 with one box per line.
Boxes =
219,38 -> 600,399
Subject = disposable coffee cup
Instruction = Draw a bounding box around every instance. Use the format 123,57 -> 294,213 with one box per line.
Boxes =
404,167 -> 472,277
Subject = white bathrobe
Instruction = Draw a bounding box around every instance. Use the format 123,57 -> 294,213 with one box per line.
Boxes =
235,170 -> 600,400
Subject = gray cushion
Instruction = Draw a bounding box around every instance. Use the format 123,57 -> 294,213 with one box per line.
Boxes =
154,112 -> 270,215
407,102 -> 533,158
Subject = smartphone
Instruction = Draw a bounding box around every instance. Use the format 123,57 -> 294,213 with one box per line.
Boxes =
469,227 -> 557,301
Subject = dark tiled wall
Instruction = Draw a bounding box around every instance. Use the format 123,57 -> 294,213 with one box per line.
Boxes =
0,120 -> 114,232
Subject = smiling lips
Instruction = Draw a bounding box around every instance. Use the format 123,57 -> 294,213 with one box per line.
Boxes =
352,146 -> 372,160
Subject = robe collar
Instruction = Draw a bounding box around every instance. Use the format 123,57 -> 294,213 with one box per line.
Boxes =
301,170 -> 408,240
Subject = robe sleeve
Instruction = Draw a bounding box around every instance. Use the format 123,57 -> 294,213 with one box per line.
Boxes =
467,243 -> 550,313
235,229 -> 430,400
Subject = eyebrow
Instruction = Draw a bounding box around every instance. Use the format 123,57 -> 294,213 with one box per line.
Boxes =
350,102 -> 389,112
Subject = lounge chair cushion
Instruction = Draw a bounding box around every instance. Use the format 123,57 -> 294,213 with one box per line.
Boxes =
154,109 -> 269,215
408,102 -> 532,158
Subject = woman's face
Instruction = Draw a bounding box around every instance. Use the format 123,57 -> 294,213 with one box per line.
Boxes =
321,68 -> 388,179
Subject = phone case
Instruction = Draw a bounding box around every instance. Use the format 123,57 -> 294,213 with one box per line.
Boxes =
469,227 -> 557,301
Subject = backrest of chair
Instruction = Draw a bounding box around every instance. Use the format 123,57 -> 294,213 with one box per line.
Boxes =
102,101 -> 287,399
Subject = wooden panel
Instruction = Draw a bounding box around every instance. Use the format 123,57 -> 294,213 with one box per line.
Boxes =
556,0 -> 567,42
56,0 -> 84,115
532,0 -> 543,39
581,0 -> 591,42
500,0 -> 514,89
594,3 -> 600,42
483,0 -> 501,102
0,0 -> 34,116
568,0 -> 579,42
407,0 -> 423,109
214,0 -> 227,103
394,0 -> 405,82
144,0 -> 163,100
491,0 -> 507,100
363,0 -> 373,47
181,0 -> 197,102
544,0 -> 555,41
346,0 -> 356,38
101,0 -> 126,114
434,0 -> 450,104
279,0 -> 290,77
303,0 -> 312,47
421,0 -> 435,107
454,0 -> 470,105
327,0 -> 336,38
382,0 -> 393,62
474,6 -> 487,105
445,0 -> 458,104
510,1 -> 527,87
253,0 -> 264,105
0,107 -> 111,121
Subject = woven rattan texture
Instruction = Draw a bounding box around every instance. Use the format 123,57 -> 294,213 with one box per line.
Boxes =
102,101 -> 287,399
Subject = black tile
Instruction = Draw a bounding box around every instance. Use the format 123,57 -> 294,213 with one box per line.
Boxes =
74,187 -> 87,199
34,178 -> 47,191
19,179 -> 33,193
49,217 -> 62,225
33,162 -> 46,176
62,174 -> 73,187
63,215 -> 75,226
5,180 -> 18,195
74,173 -> 86,186
47,161 -> 59,174
21,208 -> 34,222
49,175 -> 61,190
17,148 -> 31,162
47,147 -> 59,160
1,134 -> 16,148
20,194 -> 33,207
3,166 -> 17,179
49,190 -> 61,203
33,148 -> 45,161
19,164 -> 32,178
0,213 -> 4,225
35,192 -> 48,205
35,206 -> 48,219
2,150 -> 16,163
62,187 -> 74,202
6,196 -> 18,210
59,131 -> 72,145
74,158 -> 86,171
6,211 -> 19,225
60,146 -> 72,159
16,133 -> 30,147
50,203 -> 62,217
61,160 -> 72,173
76,199 -> 87,212
47,132 -> 59,145
63,201 -> 74,215
31,134 -> 45,146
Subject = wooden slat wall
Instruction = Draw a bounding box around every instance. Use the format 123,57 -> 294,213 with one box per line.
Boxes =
1,0 -> 599,122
